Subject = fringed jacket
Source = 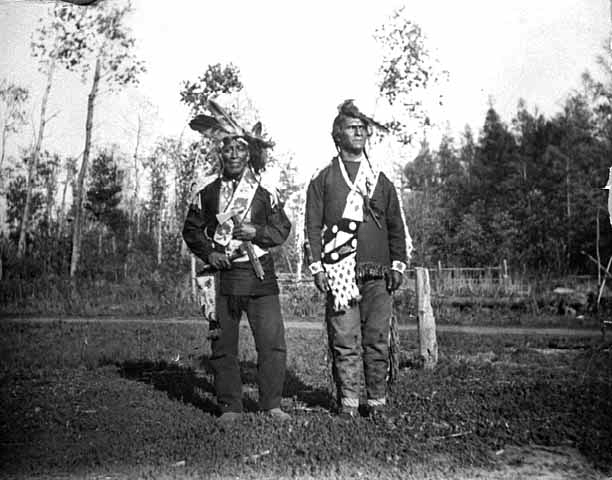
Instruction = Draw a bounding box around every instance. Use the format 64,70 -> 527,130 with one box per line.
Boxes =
305,157 -> 408,281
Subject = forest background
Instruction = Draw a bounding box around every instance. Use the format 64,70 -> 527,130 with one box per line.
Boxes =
2,0 -> 612,317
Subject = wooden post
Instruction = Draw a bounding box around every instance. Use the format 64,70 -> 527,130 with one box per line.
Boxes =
415,267 -> 438,369
502,258 -> 510,294
191,255 -> 197,301
437,260 -> 442,293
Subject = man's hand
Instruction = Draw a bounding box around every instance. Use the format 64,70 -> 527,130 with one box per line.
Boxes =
314,271 -> 330,293
208,251 -> 231,270
233,222 -> 256,241
386,270 -> 403,293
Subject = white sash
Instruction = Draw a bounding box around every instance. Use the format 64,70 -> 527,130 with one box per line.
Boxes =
214,167 -> 266,261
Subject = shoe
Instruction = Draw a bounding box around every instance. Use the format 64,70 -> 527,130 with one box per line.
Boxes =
217,411 -> 241,426
338,406 -> 359,420
266,407 -> 291,421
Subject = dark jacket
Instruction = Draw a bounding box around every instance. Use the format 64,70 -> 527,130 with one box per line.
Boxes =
305,157 -> 407,278
182,177 -> 291,296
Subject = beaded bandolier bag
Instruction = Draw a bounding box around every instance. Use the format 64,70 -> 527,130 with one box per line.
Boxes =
188,100 -> 274,340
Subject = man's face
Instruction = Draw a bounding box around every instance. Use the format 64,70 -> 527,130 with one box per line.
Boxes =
336,117 -> 368,155
220,138 -> 249,179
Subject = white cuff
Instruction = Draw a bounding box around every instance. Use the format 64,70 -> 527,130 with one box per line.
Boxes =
308,261 -> 324,275
391,260 -> 406,274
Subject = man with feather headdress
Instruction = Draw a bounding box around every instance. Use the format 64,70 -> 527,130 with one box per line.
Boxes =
304,100 -> 412,419
182,100 -> 291,424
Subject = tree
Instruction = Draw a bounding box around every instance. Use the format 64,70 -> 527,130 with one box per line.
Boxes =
180,63 -> 243,116
0,80 -> 29,173
16,10 -> 66,258
375,7 -> 446,145
57,156 -> 78,240
86,149 -> 126,234
0,81 -> 29,236
120,94 -> 159,254
39,152 -> 60,232
146,141 -> 170,266
7,160 -> 46,241
173,141 -> 210,245
37,1 -> 145,277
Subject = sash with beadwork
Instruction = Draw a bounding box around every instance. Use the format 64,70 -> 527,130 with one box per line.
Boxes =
214,166 -> 267,262
323,157 -> 380,311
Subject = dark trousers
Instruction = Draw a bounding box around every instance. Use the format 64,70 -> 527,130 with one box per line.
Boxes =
210,294 -> 286,413
326,279 -> 392,405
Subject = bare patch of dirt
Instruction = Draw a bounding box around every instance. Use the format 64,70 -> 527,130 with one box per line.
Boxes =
453,445 -> 607,480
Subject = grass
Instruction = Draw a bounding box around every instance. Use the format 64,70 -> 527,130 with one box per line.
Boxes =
1,319 -> 611,479
2,273 -> 607,332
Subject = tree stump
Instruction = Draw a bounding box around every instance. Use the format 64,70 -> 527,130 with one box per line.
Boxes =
416,267 -> 438,369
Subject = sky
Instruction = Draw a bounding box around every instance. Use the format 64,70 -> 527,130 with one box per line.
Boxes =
0,0 -> 610,181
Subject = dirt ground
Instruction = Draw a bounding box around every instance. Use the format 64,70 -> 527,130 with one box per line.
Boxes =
3,315 -> 604,337
452,445 -> 608,480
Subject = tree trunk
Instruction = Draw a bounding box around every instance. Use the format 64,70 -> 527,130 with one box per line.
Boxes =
45,163 -> 57,232
70,56 -> 101,278
0,120 -> 7,173
127,115 -> 142,253
565,152 -> 571,270
416,267 -> 438,370
57,161 -> 72,240
0,124 -> 8,235
17,57 -> 55,257
156,212 -> 163,266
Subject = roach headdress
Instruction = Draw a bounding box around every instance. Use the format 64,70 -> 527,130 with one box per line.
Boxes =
336,99 -> 389,133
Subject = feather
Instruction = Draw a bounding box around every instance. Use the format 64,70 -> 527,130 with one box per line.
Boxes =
249,121 -> 274,148
189,115 -> 227,135
208,99 -> 245,136
338,99 -> 389,132
251,121 -> 263,137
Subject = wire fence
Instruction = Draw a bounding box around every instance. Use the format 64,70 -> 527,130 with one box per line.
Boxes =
277,261 -> 531,298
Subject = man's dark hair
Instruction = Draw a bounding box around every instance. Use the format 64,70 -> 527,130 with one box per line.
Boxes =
331,100 -> 387,148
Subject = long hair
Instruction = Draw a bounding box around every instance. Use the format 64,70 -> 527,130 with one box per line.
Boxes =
248,141 -> 267,174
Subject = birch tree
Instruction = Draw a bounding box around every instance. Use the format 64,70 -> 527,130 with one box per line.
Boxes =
375,7 -> 446,145
146,142 -> 169,266
0,81 -> 29,235
38,1 -> 145,277
0,81 -> 29,173
57,155 -> 77,240
15,11 -> 66,258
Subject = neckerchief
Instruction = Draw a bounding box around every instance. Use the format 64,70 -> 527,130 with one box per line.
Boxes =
337,156 -> 379,222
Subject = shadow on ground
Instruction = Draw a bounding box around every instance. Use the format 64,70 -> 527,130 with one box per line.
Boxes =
118,359 -> 219,414
118,357 -> 333,415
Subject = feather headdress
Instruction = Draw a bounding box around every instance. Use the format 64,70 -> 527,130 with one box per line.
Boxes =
189,99 -> 274,149
337,99 -> 389,133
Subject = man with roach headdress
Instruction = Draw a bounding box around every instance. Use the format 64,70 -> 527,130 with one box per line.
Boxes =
304,100 -> 412,419
182,100 -> 291,425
